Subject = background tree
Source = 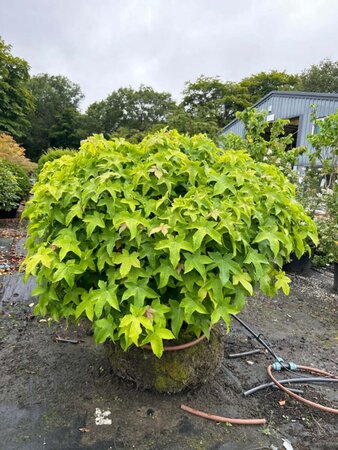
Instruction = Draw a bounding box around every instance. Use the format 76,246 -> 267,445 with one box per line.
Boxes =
167,104 -> 219,138
110,124 -> 166,144
298,59 -> 338,93
181,76 -> 228,126
177,72 -> 299,136
239,70 -> 300,103
84,85 -> 175,139
180,76 -> 250,130
49,107 -> 85,148
23,74 -> 84,160
0,36 -> 34,138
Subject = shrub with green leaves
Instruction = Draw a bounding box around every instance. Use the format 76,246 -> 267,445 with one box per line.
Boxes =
312,185 -> 338,267
37,148 -> 77,173
23,130 -> 317,357
313,218 -> 338,266
220,108 -> 306,183
299,109 -> 338,266
0,159 -> 21,211
1,159 -> 31,200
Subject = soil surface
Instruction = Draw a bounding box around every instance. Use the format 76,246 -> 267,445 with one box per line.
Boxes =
0,218 -> 337,450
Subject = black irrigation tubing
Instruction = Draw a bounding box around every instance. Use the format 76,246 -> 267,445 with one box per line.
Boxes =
310,266 -> 334,278
310,267 -> 324,274
244,377 -> 338,396
230,314 -> 280,361
231,314 -> 338,412
230,314 -> 328,379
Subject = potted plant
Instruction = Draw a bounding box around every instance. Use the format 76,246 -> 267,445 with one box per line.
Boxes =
0,159 -> 22,218
22,130 -> 317,392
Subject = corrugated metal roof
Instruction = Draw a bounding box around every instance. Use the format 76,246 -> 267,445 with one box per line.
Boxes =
255,90 -> 338,107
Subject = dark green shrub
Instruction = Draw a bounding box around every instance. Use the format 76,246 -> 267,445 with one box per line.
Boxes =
0,159 -> 21,211
1,159 -> 31,200
23,130 -> 317,357
37,148 -> 77,173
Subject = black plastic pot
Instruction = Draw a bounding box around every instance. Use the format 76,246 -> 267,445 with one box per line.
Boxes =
0,208 -> 19,219
334,262 -> 338,292
283,252 -> 311,274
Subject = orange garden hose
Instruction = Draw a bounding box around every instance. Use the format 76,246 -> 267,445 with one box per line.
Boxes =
143,334 -> 206,351
180,403 -> 267,425
162,334 -> 206,351
267,364 -> 338,414
180,364 -> 337,427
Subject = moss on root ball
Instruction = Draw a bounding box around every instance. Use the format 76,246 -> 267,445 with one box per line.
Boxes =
104,325 -> 225,393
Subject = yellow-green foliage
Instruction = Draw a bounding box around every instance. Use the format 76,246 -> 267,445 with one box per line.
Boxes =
37,148 -> 77,173
23,130 -> 317,357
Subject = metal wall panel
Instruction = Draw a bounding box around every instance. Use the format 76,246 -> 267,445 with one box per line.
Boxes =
223,93 -> 338,167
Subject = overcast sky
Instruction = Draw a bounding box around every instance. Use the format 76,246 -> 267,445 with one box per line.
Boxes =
0,0 -> 337,110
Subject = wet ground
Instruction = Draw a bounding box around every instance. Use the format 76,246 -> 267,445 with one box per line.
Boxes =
0,218 -> 337,450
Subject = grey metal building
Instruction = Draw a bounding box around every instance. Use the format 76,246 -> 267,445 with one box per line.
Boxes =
222,91 -> 338,169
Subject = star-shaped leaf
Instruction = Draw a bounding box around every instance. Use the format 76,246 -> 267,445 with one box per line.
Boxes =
243,249 -> 269,278
154,261 -> 182,288
53,260 -> 84,287
168,300 -> 185,337
94,317 -> 116,344
189,221 -> 223,250
141,326 -> 175,358
253,228 -> 280,258
83,211 -> 106,237
180,296 -> 208,321
213,175 -> 236,196
53,229 -> 82,261
274,270 -> 291,295
122,280 -> 158,308
210,297 -> 241,330
119,308 -> 153,345
24,247 -> 54,274
183,252 -> 213,281
113,249 -> 141,277
113,211 -> 149,241
65,202 -> 83,226
232,272 -> 253,296
155,235 -> 193,268
149,223 -> 170,236
208,252 -> 241,286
